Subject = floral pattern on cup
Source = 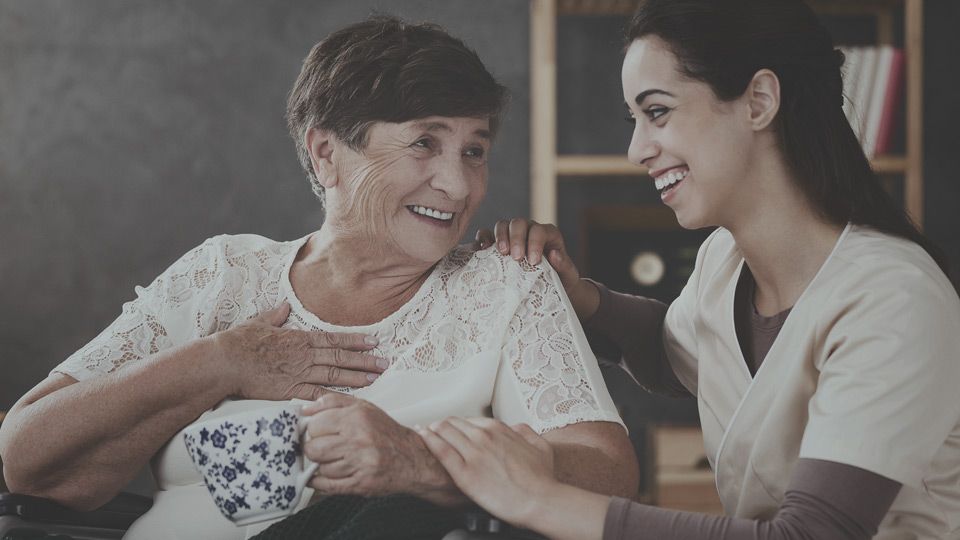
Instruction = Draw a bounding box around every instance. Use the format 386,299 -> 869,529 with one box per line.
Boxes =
183,406 -> 316,525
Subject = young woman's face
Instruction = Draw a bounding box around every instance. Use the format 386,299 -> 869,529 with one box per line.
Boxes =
622,36 -> 755,230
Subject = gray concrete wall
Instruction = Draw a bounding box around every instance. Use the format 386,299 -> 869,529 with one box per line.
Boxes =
0,0 -> 529,409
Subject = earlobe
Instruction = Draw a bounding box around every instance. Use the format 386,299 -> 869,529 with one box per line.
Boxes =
747,69 -> 781,130
305,128 -> 338,188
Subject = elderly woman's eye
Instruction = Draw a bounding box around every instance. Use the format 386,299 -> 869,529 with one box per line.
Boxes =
464,146 -> 486,160
412,138 -> 433,150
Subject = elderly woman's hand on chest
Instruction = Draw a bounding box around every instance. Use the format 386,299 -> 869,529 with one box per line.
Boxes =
211,302 -> 388,402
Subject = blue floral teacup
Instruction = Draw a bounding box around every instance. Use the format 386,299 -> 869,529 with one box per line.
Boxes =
182,403 -> 318,525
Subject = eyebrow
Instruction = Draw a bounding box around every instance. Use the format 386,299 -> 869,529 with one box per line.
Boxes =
633,89 -> 675,107
412,120 -> 492,140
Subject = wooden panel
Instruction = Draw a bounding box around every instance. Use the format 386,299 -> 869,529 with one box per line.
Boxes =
531,0 -> 558,224
653,426 -> 724,514
905,0 -> 924,228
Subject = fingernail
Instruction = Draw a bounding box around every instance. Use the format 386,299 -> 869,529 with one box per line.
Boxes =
511,245 -> 523,260
499,241 -> 508,253
367,373 -> 380,382
552,251 -> 562,263
376,358 -> 390,369
531,251 -> 541,265
429,421 -> 440,431
364,336 -> 379,346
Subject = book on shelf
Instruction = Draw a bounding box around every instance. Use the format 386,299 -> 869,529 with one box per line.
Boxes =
839,45 -> 905,160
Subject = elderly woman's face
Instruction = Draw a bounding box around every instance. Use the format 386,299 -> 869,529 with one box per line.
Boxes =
330,116 -> 491,264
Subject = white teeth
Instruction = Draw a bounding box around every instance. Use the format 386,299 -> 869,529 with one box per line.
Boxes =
654,169 -> 689,191
410,205 -> 454,221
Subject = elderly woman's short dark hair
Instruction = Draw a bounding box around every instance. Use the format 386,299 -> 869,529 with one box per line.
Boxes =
286,15 -> 509,206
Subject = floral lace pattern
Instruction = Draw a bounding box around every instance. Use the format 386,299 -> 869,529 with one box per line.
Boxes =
55,234 -> 619,430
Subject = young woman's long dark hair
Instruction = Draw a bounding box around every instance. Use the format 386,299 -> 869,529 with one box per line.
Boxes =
626,0 -> 948,274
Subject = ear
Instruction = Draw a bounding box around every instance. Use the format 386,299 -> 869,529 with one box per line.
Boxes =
746,69 -> 780,131
305,127 -> 338,188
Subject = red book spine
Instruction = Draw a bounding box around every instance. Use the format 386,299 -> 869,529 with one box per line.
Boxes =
875,48 -> 905,156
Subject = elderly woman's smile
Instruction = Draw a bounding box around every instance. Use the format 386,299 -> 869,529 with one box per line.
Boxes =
320,115 -> 490,264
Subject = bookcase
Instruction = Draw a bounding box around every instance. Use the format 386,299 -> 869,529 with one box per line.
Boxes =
529,0 -> 924,509
530,0 -> 925,226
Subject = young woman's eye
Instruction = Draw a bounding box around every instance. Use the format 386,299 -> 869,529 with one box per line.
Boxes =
644,106 -> 670,121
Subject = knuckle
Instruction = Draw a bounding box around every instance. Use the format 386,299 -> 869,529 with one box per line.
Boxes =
323,332 -> 340,348
325,366 -> 342,384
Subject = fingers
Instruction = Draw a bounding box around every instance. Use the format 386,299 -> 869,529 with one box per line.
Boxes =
307,331 -> 379,351
418,426 -> 467,473
527,223 -> 564,266
508,218 -> 532,261
308,347 -> 387,373
510,423 -> 543,446
493,220 -> 510,255
302,391 -> 356,415
474,228 -> 495,250
255,302 -> 291,326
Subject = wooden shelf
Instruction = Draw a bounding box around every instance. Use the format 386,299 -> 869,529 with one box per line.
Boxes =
557,155 -> 644,176
556,154 -> 908,177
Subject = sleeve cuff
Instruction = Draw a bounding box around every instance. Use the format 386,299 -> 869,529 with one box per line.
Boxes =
602,496 -> 632,540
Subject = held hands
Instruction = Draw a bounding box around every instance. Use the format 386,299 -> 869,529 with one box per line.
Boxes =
211,302 -> 387,401
300,393 -> 463,506
474,218 -> 600,320
418,417 -> 558,527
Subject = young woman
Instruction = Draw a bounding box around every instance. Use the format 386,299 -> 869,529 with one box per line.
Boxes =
419,0 -> 960,539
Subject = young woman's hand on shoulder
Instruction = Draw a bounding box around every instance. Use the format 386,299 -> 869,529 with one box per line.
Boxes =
475,219 -> 600,320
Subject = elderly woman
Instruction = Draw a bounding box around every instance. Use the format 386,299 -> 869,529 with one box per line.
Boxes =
0,16 -> 637,540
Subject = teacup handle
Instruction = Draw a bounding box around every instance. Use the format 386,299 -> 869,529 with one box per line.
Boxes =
295,414 -> 319,490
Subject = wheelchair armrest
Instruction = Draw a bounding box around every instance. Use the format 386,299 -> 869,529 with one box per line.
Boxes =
462,507 -> 546,539
0,491 -> 152,531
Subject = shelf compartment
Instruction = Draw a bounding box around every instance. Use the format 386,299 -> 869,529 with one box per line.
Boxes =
557,154 -> 908,177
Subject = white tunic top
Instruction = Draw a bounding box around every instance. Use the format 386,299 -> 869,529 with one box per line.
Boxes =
665,224 -> 960,539
52,233 -> 623,539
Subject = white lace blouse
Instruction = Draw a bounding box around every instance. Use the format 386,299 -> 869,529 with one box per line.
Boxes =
52,233 -> 623,539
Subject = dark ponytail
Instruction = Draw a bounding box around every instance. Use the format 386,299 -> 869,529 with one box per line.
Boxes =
626,0 -> 948,274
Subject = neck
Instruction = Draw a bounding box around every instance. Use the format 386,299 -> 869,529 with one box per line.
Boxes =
290,225 -> 437,325
725,156 -> 844,316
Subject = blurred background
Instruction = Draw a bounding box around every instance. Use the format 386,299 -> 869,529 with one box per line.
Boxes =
2,0 -> 958,511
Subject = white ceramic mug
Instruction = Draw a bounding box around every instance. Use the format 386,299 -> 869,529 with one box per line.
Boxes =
182,403 -> 317,525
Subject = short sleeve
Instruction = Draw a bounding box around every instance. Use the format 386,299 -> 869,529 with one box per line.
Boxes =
491,261 -> 625,434
52,237 -> 225,381
799,266 -> 960,488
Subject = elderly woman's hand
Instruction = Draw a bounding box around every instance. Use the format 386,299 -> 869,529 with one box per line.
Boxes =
212,302 -> 387,401
476,219 -> 600,320
300,393 -> 464,505
418,417 -> 558,526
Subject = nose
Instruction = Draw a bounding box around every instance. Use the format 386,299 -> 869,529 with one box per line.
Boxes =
627,123 -> 660,167
429,154 -> 471,201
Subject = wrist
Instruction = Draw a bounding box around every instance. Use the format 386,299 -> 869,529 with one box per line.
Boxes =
406,431 -> 467,506
571,279 -> 601,321
520,482 -> 610,540
200,333 -> 238,396
516,478 -> 566,529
